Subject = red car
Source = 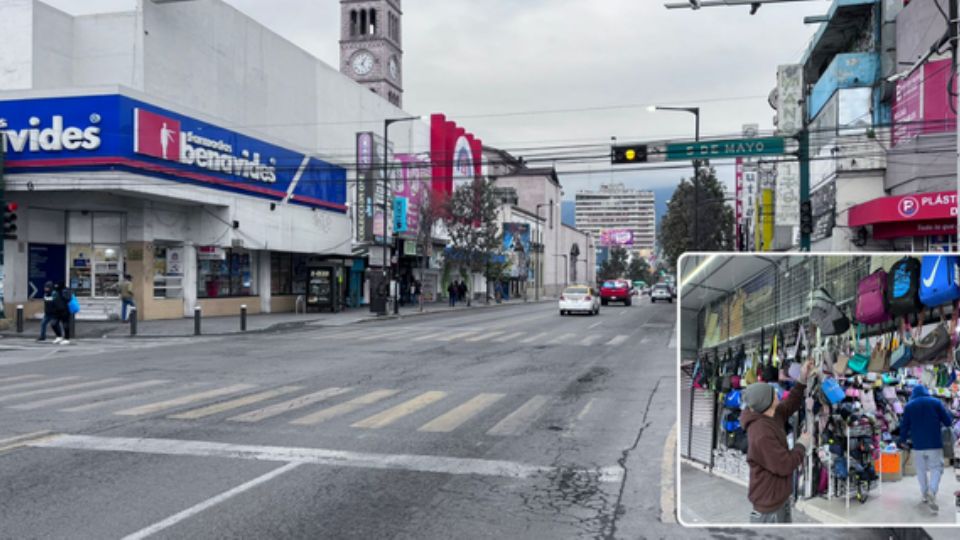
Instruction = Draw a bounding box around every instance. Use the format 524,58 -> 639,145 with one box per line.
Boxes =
600,279 -> 632,306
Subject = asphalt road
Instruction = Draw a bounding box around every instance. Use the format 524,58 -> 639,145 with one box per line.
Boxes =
0,298 -> 905,539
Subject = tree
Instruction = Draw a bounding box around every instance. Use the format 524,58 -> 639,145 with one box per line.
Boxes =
414,188 -> 446,311
446,178 -> 502,305
660,164 -> 734,270
627,257 -> 652,284
598,246 -> 629,281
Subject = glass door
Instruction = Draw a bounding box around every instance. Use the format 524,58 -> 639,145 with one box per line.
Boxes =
93,246 -> 123,297
68,245 -> 93,297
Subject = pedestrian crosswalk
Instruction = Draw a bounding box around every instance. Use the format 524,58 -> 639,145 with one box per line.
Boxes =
0,374 -> 594,440
315,326 -> 637,348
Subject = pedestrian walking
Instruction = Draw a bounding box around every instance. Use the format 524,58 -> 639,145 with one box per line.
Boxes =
899,384 -> 955,513
120,274 -> 136,322
459,281 -> 468,304
37,281 -> 64,343
51,282 -> 72,345
740,359 -> 813,524
413,280 -> 421,305
447,281 -> 457,307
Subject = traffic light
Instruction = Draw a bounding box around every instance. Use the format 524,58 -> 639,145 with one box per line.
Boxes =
611,144 -> 648,164
799,201 -> 813,235
3,202 -> 18,239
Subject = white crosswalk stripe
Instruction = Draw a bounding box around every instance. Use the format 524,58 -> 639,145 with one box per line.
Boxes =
168,386 -> 304,420
290,389 -> 399,426
493,332 -> 526,343
550,333 -> 576,345
229,387 -> 353,423
357,329 -> 409,342
579,335 -> 602,346
0,374 -> 42,384
0,376 -> 83,393
606,335 -> 630,347
487,395 -> 551,436
9,380 -> 170,411
60,383 -> 212,413
352,391 -> 448,429
466,331 -> 505,342
0,378 -> 124,404
418,393 -> 505,433
435,330 -> 481,342
413,331 -> 453,342
521,332 -> 550,344
114,384 -> 257,416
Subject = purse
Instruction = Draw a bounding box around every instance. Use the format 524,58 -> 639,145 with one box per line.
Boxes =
848,324 -> 871,374
890,318 -> 914,370
913,308 -> 952,365
833,328 -> 853,376
868,332 -> 891,373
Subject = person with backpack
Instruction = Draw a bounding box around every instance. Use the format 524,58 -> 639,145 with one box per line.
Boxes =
899,384 -> 955,513
37,281 -> 64,343
740,359 -> 814,524
51,282 -> 73,345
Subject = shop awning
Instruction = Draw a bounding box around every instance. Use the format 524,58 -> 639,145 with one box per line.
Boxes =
848,190 -> 957,239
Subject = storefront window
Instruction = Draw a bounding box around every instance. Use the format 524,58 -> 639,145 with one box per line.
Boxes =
154,244 -> 184,299
197,248 -> 255,298
270,253 -> 309,295
93,246 -> 122,297
68,245 -> 93,297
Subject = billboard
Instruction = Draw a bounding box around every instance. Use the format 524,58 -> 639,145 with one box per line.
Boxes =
430,113 -> 484,196
893,58 -> 957,146
599,228 -> 634,247
502,223 -> 532,280
393,153 -> 431,235
356,132 -> 392,245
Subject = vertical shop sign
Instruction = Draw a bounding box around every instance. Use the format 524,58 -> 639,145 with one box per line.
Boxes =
356,132 -> 375,243
735,158 -> 743,250
776,64 -> 803,136
775,160 -> 800,226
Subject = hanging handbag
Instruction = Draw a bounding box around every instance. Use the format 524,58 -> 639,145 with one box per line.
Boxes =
821,377 -> 846,404
913,308 -> 951,365
857,268 -> 891,325
868,332 -> 891,373
810,287 -> 850,335
833,328 -> 853,376
743,348 -> 758,385
848,324 -> 871,374
761,328 -> 780,382
890,318 -> 914,370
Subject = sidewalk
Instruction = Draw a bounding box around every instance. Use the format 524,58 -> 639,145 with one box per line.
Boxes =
0,297 -> 551,340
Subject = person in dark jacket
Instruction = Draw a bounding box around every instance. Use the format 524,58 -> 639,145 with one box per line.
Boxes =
900,384 -> 954,513
51,282 -> 72,345
740,359 -> 813,524
37,281 -> 63,343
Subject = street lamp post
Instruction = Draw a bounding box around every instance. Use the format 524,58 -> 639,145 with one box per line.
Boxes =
649,106 -> 700,250
383,116 -> 421,316
534,202 -> 552,301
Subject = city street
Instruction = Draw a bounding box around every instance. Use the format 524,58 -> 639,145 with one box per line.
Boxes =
1,298 -> 681,539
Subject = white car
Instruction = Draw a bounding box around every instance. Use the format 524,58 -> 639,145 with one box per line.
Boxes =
559,285 -> 600,316
651,284 -> 673,303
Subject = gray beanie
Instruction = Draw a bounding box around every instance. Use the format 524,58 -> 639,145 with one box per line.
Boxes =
743,382 -> 775,413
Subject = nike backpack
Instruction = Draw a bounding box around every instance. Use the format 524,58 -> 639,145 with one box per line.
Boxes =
919,255 -> 960,307
856,269 -> 890,325
886,257 -> 923,317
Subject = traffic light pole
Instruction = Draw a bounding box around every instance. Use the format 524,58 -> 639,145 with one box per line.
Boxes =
799,128 -> 811,252
1,137 -> 6,320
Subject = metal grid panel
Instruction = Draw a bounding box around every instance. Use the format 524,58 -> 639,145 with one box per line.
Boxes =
680,369 -> 693,461
689,388 -> 715,466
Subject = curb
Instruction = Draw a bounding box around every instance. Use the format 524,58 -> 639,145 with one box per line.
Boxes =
355,299 -> 556,323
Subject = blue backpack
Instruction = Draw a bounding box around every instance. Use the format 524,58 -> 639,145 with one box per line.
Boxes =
886,257 -> 922,316
919,255 -> 960,307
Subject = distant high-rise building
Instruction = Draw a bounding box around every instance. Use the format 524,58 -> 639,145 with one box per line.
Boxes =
575,183 -> 655,255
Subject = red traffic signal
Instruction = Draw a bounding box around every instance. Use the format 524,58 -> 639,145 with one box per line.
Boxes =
3,201 -> 18,238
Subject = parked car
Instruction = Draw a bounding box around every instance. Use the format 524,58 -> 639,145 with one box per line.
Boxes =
650,283 -> 673,303
559,285 -> 600,316
600,279 -> 632,306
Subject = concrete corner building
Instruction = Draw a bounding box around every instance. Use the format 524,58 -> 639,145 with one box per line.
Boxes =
0,0 -> 424,320
574,183 -> 655,258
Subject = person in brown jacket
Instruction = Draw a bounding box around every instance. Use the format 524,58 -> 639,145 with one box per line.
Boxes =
740,359 -> 813,524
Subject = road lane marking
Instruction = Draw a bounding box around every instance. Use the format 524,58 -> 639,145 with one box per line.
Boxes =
579,334 -> 602,346
588,322 -> 603,330
640,336 -> 651,344
418,393 -> 506,433
0,378 -> 124,403
0,376 -> 83,393
358,329 -> 409,341
351,391 -> 448,429
606,335 -> 630,347
30,434 -> 624,483
290,389 -> 399,425
493,332 -> 526,343
550,333 -> 576,345
520,332 -> 550,344
121,461 -> 303,540
0,431 -> 55,453
668,325 -> 678,349
413,331 -> 454,342
10,380 -> 170,410
466,331 -> 505,342
487,395 -> 550,436
0,374 -> 42,384
642,323 -> 674,328
168,386 -> 303,420
229,387 -> 353,423
661,422 -> 678,524
435,330 -> 480,342
60,383 -> 211,413
114,384 -> 257,416
562,398 -> 596,439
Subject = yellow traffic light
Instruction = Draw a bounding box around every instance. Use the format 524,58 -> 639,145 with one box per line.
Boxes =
625,149 -> 637,161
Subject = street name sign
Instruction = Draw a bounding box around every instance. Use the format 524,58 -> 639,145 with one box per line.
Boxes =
665,137 -> 787,161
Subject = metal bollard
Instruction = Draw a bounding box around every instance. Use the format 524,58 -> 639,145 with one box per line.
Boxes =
194,306 -> 202,336
129,307 -> 138,336
240,304 -> 247,332
16,305 -> 24,333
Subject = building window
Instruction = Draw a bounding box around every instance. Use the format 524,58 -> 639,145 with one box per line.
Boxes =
369,9 -> 377,35
350,10 -> 358,37
153,244 -> 184,299
271,253 -> 309,295
360,9 -> 367,35
197,248 -> 254,298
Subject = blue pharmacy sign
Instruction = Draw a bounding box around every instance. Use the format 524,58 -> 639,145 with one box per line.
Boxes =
0,94 -> 347,212
393,197 -> 408,233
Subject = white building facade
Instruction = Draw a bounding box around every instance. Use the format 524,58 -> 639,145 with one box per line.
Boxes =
575,183 -> 656,256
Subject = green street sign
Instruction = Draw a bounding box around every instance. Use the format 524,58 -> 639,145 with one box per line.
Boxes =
665,137 -> 787,161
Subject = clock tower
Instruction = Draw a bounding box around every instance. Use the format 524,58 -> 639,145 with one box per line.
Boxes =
340,0 -> 403,108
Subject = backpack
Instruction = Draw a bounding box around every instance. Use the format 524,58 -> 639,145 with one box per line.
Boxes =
810,288 -> 850,336
856,269 -> 890,325
919,255 -> 960,307
724,389 -> 742,409
887,257 -> 923,316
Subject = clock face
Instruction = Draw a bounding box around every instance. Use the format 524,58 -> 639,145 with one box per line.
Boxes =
388,57 -> 399,80
351,51 -> 374,76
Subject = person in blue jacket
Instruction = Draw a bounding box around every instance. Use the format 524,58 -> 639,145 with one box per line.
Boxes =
899,385 -> 955,513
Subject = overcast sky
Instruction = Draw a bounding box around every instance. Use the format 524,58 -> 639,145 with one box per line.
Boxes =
44,0 -> 827,196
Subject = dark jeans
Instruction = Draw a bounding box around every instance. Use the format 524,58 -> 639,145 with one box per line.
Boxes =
60,316 -> 71,340
122,298 -> 136,321
39,315 -> 62,340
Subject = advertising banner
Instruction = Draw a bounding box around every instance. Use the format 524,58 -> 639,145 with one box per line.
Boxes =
430,114 -> 483,196
775,160 -> 800,226
393,153 -> 430,235
27,243 -> 66,299
893,58 -> 957,146
735,158 -> 743,250
599,228 -> 634,247
776,64 -> 804,135
502,223 -> 532,280
357,132 -> 391,244
0,94 -> 347,210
